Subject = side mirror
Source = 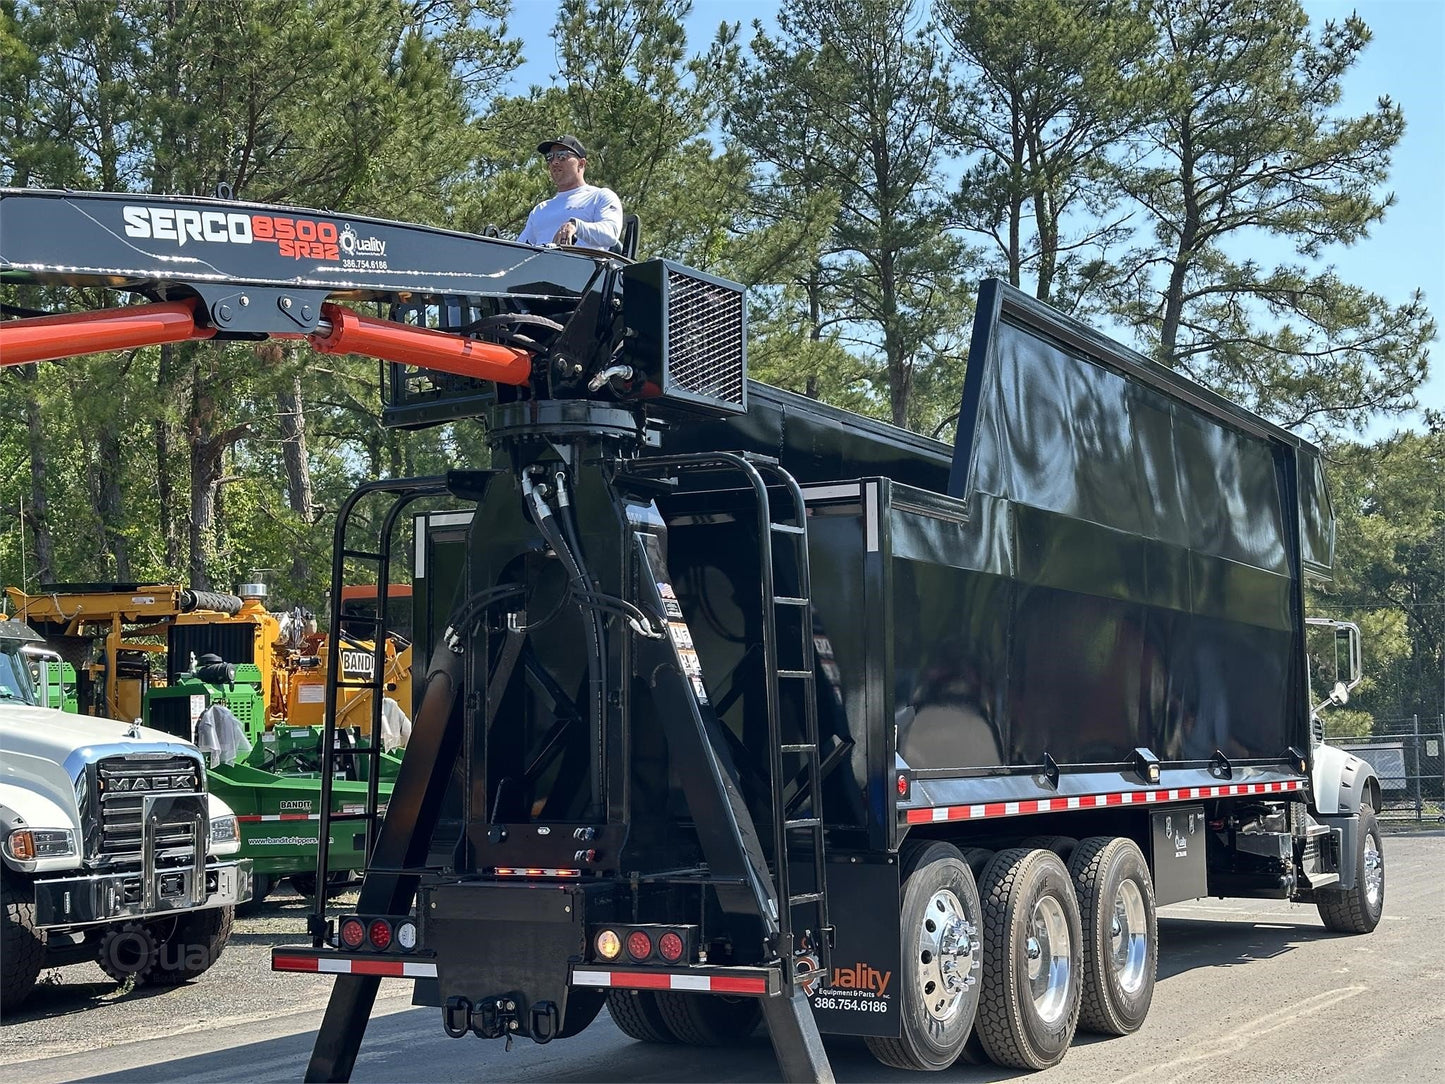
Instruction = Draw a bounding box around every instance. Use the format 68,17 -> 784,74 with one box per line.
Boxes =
1329,681 -> 1349,707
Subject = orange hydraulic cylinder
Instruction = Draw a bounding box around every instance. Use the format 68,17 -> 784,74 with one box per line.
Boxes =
310,303 -> 532,386
0,300 -> 214,367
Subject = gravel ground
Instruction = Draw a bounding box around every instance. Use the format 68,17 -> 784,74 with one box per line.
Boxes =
0,883 -> 413,1064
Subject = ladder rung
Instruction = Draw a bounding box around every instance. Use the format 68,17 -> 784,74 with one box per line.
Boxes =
341,547 -> 384,561
327,812 -> 379,823
334,679 -> 382,689
770,523 -> 805,535
776,669 -> 812,679
773,596 -> 809,606
788,892 -> 824,904
780,744 -> 816,753
785,817 -> 820,829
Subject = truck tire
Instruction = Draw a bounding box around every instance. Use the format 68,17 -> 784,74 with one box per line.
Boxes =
150,906 -> 234,984
97,921 -> 161,985
1,869 -> 44,1014
1068,836 -> 1156,1035
864,840 -> 982,1071
605,989 -> 679,1043
975,847 -> 1083,1070
1020,835 -> 1078,864
654,991 -> 761,1045
1316,805 -> 1385,934
959,846 -> 994,879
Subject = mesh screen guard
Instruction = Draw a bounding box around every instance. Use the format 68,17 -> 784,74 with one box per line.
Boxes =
622,258 -> 747,417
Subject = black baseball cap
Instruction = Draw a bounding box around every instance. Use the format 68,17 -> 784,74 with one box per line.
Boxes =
537,135 -> 586,157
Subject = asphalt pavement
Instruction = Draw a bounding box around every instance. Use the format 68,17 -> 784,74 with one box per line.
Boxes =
2,831 -> 1441,1084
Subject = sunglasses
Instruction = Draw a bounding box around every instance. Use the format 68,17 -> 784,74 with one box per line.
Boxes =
544,150 -> 579,163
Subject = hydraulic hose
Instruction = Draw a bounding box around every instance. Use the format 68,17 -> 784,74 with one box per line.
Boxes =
521,470 -> 605,816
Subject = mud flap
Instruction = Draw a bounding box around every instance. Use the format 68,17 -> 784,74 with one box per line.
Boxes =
423,879 -> 619,1040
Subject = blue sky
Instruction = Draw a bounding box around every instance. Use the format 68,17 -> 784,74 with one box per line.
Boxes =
503,0 -> 1444,430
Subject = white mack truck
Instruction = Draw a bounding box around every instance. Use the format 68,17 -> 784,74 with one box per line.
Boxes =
0,616 -> 252,1012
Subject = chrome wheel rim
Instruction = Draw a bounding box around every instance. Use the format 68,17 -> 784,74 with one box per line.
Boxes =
1109,878 -> 1149,995
1025,894 -> 1072,1025
1363,835 -> 1383,910
917,888 -> 979,1022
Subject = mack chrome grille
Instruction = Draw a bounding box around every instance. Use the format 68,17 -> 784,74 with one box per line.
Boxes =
96,756 -> 205,863
664,268 -> 745,409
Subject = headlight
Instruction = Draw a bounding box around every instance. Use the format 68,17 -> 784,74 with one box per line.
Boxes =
6,827 -> 77,861
210,813 -> 240,847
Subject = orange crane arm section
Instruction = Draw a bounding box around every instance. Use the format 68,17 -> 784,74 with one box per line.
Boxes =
0,299 -> 532,386
0,300 -> 215,366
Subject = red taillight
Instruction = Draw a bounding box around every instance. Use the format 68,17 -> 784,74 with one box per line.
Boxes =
658,931 -> 685,962
625,930 -> 653,961
369,919 -> 392,950
897,773 -> 908,796
340,918 -> 365,949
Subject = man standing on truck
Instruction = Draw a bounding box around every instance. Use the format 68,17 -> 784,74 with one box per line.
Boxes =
518,135 -> 624,250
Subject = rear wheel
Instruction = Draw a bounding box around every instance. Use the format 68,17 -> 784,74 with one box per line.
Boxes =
1069,837 -> 1156,1034
865,840 -> 982,1071
654,991 -> 762,1045
975,847 -> 1083,1070
150,906 -> 234,984
1,870 -> 44,1014
1317,805 -> 1385,934
606,989 -> 678,1043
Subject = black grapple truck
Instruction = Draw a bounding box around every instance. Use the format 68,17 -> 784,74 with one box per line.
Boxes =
0,188 -> 1381,1079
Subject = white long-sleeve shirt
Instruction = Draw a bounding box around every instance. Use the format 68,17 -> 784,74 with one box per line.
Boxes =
518,184 -> 624,250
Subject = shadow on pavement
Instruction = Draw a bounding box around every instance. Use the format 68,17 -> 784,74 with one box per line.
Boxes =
1156,915 -> 1336,980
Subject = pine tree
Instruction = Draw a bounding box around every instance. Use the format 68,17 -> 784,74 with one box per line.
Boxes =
1103,0 -> 1432,435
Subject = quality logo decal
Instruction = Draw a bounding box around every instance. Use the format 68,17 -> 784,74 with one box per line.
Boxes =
339,224 -> 386,257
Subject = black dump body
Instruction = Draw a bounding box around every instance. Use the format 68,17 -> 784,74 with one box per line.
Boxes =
651,280 -> 1332,839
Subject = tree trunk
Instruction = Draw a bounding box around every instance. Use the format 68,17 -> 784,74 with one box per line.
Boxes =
17,365 -> 56,584
276,373 -> 314,586
185,357 -> 250,589
188,436 -> 222,590
1159,115 -> 1199,365
155,343 -> 180,570
806,263 -> 823,399
94,428 -> 132,581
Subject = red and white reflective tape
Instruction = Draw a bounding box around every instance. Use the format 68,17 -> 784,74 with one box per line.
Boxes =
572,968 -> 768,995
272,953 -> 436,978
903,779 -> 1307,825
237,813 -> 320,822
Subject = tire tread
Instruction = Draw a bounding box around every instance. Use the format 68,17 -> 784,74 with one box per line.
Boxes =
605,989 -> 678,1044
150,906 -> 234,984
1,873 -> 44,1014
1067,836 -> 1155,1035
654,991 -> 760,1046
975,847 -> 1082,1070
1316,807 -> 1383,934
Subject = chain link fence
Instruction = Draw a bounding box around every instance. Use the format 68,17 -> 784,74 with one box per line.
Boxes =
1331,715 -> 1445,822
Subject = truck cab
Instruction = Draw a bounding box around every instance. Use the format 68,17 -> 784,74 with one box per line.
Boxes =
0,616 -> 252,1013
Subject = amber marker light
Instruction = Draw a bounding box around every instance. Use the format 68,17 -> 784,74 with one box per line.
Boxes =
595,929 -> 622,960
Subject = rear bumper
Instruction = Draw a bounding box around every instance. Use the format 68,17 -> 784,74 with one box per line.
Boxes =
273,947 -> 437,979
32,859 -> 252,927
